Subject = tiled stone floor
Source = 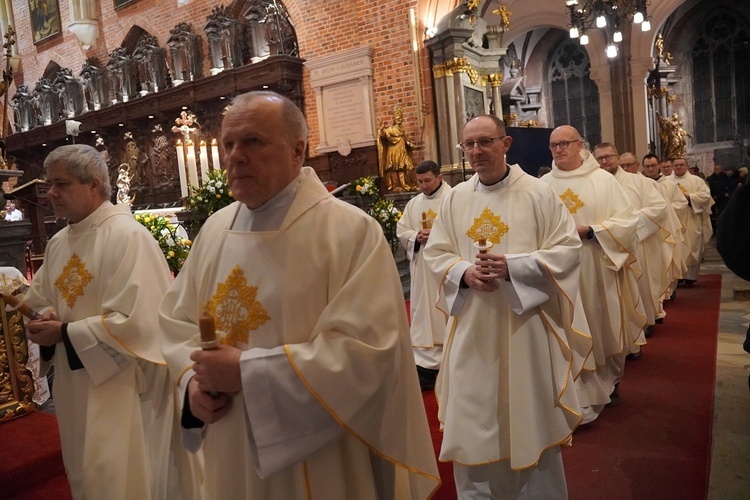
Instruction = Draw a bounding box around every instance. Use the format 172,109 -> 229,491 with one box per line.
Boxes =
703,242 -> 750,499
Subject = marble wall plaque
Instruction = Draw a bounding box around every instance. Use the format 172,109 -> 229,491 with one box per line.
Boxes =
306,47 -> 376,154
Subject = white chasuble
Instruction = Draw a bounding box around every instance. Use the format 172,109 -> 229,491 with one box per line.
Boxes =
24,202 -> 181,500
670,172 -> 714,276
160,168 -> 439,499
615,168 -> 673,325
424,166 -> 587,469
654,177 -> 689,283
397,182 -> 451,348
544,154 -> 644,362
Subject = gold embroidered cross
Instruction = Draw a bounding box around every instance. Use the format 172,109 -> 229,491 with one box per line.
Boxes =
560,188 -> 585,214
466,207 -> 509,246
55,254 -> 93,308
205,265 -> 270,346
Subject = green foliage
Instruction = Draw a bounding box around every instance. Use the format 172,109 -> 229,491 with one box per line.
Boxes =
345,176 -> 402,254
134,213 -> 191,275
185,169 -> 235,236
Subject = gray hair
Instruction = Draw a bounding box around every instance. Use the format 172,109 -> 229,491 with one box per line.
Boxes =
230,91 -> 308,146
44,144 -> 112,199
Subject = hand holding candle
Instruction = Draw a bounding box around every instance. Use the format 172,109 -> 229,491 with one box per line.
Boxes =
198,312 -> 218,350
2,293 -> 43,320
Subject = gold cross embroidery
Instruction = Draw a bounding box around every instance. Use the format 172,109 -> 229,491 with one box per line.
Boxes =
422,209 -> 437,229
560,188 -> 585,214
466,207 -> 509,246
55,254 -> 93,308
205,265 -> 270,346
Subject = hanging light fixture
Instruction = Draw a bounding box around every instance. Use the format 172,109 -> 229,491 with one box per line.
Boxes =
565,0 -> 651,58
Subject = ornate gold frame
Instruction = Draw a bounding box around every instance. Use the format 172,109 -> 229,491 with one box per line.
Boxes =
0,299 -> 35,422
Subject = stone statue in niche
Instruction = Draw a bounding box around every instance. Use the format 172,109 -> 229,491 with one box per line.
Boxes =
80,58 -> 110,112
204,5 -> 246,74
12,85 -> 37,132
132,34 -> 171,95
377,106 -> 419,192
106,47 -> 139,103
34,77 -> 62,126
54,67 -> 86,118
244,0 -> 299,62
167,23 -> 204,84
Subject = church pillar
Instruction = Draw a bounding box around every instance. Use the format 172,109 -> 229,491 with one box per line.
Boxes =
589,64 -> 614,145
488,73 -> 503,120
629,57 -> 654,161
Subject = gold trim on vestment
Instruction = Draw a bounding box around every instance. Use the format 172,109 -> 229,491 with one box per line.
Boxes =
282,344 -> 442,488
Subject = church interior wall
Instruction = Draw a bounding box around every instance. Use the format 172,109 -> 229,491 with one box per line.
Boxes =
2,0 -> 747,187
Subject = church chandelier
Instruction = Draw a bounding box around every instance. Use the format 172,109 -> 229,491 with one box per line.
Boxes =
565,0 -> 651,59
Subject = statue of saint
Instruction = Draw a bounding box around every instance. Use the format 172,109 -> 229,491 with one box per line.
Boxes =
116,163 -> 134,206
377,106 -> 419,192
658,112 -> 691,159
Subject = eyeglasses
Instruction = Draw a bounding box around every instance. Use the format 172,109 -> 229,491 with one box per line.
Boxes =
595,154 -> 618,163
619,162 -> 637,169
549,139 -> 581,150
458,136 -> 505,152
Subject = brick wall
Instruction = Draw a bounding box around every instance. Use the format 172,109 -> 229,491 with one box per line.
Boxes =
5,0 -> 430,164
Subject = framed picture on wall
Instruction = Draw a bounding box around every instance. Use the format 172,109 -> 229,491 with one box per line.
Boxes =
29,0 -> 62,44
114,0 -> 140,10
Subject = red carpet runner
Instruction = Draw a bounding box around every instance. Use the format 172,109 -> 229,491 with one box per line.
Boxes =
0,276 -> 719,499
0,411 -> 71,499
423,274 -> 721,499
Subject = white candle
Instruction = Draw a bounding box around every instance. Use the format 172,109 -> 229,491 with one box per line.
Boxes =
199,141 -> 209,183
176,140 -> 188,197
186,141 -> 199,189
211,139 -> 221,170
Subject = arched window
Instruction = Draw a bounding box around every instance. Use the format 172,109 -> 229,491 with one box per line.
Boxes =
692,10 -> 750,143
548,40 -> 601,146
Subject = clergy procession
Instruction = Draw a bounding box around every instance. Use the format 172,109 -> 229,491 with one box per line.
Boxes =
14,89 -> 719,499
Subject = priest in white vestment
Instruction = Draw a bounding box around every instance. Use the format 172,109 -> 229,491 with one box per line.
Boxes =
396,160 -> 451,389
642,153 -> 689,305
24,145 -> 188,500
159,91 -> 439,499
542,126 -> 643,423
425,115 -> 588,498
669,157 -> 714,285
595,144 -> 672,342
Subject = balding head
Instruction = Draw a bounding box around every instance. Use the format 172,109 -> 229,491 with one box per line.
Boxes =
549,125 -> 583,171
619,152 -> 640,173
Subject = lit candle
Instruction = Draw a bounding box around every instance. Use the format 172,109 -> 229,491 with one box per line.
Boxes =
211,139 -> 221,170
176,139 -> 188,197
186,140 -> 199,189
199,140 -> 209,183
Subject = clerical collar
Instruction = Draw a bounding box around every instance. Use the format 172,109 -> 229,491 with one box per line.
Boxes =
477,166 -> 511,191
425,181 -> 443,198
67,201 -> 114,232
233,171 -> 303,231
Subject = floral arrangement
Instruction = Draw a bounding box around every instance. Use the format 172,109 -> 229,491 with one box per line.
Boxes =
368,198 -> 402,254
185,168 -> 235,236
342,176 -> 402,254
134,213 -> 191,275
346,176 -> 378,199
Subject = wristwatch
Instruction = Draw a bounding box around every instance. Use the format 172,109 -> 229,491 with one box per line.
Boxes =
586,226 -> 595,240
